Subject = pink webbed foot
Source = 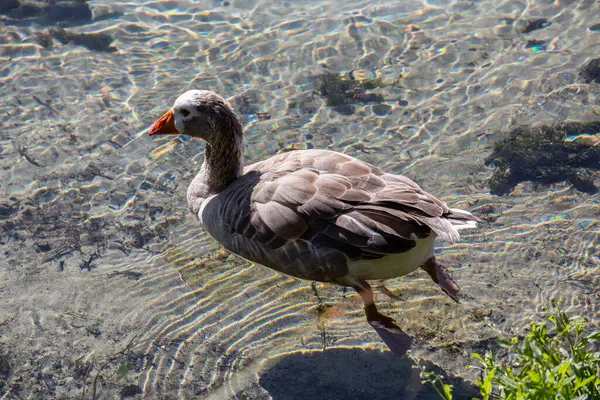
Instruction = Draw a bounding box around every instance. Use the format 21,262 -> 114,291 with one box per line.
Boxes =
354,280 -> 413,356
421,257 -> 461,302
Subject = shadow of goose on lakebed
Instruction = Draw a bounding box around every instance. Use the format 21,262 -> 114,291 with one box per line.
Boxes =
259,348 -> 478,400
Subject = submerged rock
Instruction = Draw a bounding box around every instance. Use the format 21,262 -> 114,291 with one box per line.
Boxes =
0,0 -> 93,27
521,19 -> 551,34
318,72 -> 386,114
0,0 -> 19,14
580,58 -> 600,84
120,384 -> 143,398
1,0 -> 122,28
485,121 -> 600,195
37,28 -> 116,52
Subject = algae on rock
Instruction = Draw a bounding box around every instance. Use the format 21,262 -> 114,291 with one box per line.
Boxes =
318,72 -> 386,115
485,121 -> 600,195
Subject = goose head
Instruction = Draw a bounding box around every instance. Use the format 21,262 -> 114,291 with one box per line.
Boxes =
148,90 -> 242,142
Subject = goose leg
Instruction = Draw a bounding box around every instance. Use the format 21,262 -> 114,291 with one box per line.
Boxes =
354,279 -> 412,356
421,256 -> 461,302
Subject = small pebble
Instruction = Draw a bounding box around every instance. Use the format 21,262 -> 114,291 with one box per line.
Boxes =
36,242 -> 52,252
521,19 -> 551,34
372,104 -> 391,116
120,384 -> 143,398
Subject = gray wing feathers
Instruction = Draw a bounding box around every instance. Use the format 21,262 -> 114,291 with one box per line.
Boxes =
242,149 -> 477,252
255,202 -> 306,240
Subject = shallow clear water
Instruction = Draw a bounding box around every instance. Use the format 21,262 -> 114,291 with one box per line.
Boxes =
1,0 -> 599,398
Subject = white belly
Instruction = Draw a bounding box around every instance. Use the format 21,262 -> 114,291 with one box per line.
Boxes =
345,234 -> 437,280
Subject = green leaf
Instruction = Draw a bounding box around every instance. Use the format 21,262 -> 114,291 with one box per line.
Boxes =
527,369 -> 541,383
480,368 -> 495,399
586,332 -> 600,342
555,361 -> 572,377
573,375 -> 596,392
442,382 -> 454,400
472,353 -> 484,363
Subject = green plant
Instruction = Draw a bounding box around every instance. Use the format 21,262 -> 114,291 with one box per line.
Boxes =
421,303 -> 600,399
419,366 -> 454,400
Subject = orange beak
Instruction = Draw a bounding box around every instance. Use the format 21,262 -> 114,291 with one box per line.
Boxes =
148,109 -> 178,136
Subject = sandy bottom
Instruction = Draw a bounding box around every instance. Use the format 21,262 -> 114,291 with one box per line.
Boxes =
1,0 -> 599,398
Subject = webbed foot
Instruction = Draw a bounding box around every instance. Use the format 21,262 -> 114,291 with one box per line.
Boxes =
421,257 -> 461,302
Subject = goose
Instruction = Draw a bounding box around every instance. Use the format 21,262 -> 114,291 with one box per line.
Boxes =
148,90 -> 479,356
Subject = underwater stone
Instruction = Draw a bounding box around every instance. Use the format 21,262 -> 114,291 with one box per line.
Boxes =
521,19 -> 551,34
318,72 -> 385,114
48,28 -> 116,52
41,2 -> 92,26
120,384 -> 143,398
0,202 -> 17,218
1,0 -> 93,27
0,0 -> 19,13
332,104 -> 355,115
525,39 -> 548,50
36,241 -> 51,252
580,58 -> 600,84
485,121 -> 600,195
372,104 -> 391,116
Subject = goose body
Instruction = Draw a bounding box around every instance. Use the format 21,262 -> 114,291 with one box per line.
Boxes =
149,90 -> 479,356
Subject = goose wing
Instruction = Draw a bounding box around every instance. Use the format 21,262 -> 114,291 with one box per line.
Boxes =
240,149 -> 468,256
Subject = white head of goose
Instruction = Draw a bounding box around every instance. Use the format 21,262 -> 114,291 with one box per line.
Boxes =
149,89 -> 480,356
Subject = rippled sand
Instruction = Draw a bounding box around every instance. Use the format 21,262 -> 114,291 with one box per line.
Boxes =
1,0 -> 599,398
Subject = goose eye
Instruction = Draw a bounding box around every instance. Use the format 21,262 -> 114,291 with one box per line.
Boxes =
180,109 -> 190,117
